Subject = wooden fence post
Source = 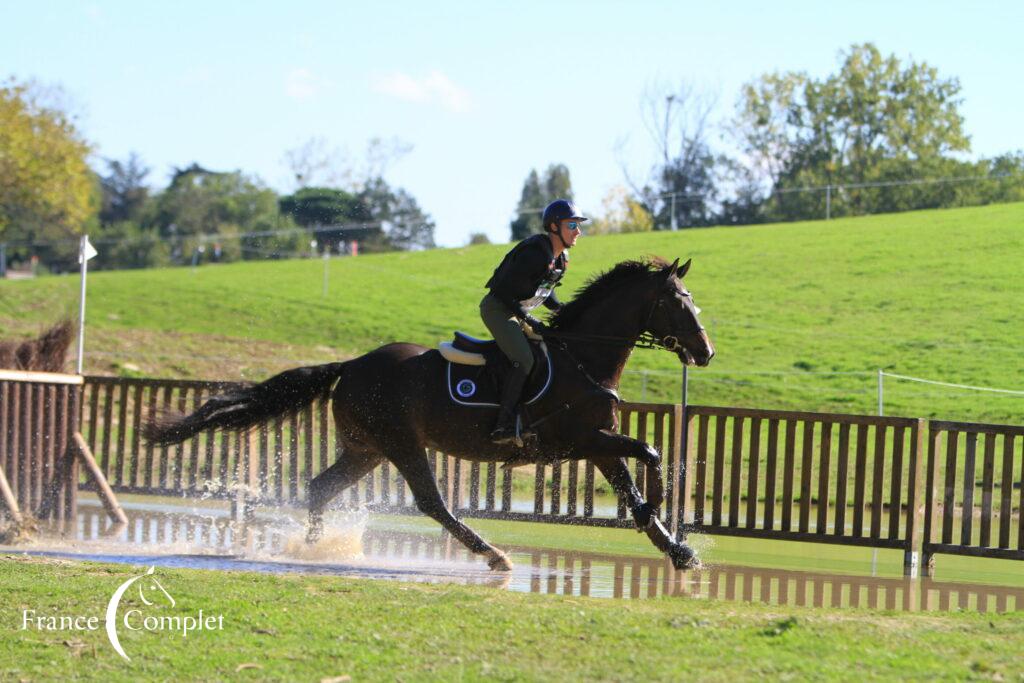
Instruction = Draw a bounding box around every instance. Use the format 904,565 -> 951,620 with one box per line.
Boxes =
903,419 -> 927,577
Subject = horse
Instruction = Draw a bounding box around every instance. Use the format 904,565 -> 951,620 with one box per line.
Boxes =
144,256 -> 715,570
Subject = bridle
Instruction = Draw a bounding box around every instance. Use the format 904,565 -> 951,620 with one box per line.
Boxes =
539,287 -> 703,354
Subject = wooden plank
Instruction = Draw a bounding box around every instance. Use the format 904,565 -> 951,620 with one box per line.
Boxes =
834,424 -> 851,536
816,423 -> 833,535
904,420 -> 927,562
289,412 -> 300,503
202,389 -> 216,487
694,414 -> 709,525
72,433 -> 128,525
502,464 -> 513,513
173,386 -> 188,492
928,420 -> 1024,437
43,385 -> 57,510
746,418 -> 762,529
799,421 -> 814,533
998,435 -> 1015,549
129,384 -> 143,489
67,386 -> 80,518
583,461 -> 594,517
0,383 -> 9,481
634,411 -> 647,496
0,369 -> 83,384
56,385 -> 71,520
711,414 -> 727,527
142,386 -> 157,490
157,385 -> 172,490
534,463 -> 545,515
469,461 -> 481,510
486,462 -> 497,511
304,404 -> 315,502
922,429 -> 942,550
33,383 -> 45,508
100,382 -> 115,476
887,427 -> 905,540
728,416 -> 744,528
654,411 -> 668,521
763,419 -> 779,530
1019,436 -> 1024,551
852,424 -> 869,537
566,460 -> 578,517
961,432 -> 978,546
686,404 -> 918,428
187,387 -> 203,491
273,416 -> 285,503
618,409 -> 632,519
979,433 -> 996,548
550,460 -> 561,515
780,419 -> 797,532
941,431 -> 959,545
666,406 -> 681,534
86,381 -> 100,457
870,425 -> 887,539
113,382 -> 129,488
17,383 -> 29,507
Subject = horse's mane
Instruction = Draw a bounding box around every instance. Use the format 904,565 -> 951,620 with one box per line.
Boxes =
550,257 -> 670,330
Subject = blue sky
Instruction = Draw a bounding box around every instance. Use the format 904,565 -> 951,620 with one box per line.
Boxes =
4,1 -> 1022,246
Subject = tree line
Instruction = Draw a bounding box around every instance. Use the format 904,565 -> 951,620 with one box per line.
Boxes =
0,83 -> 436,272
508,43 -> 1024,239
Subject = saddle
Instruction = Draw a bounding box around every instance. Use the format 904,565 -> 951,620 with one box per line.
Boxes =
438,332 -> 553,407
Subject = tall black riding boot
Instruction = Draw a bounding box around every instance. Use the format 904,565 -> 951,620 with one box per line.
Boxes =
490,366 -> 529,445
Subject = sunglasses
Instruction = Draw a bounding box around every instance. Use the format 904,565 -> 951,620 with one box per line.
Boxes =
565,221 -> 582,232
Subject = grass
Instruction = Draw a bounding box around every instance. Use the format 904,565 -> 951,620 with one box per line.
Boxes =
2,202 -> 1023,424
3,555 -> 1023,682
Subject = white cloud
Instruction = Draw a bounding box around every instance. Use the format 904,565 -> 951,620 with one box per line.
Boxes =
371,70 -> 471,113
285,68 -> 328,100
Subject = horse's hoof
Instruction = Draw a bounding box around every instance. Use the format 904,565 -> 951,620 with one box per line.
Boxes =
668,542 -> 701,570
633,502 -> 657,530
486,550 -> 513,572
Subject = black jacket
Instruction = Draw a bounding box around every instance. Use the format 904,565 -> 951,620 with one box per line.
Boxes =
485,234 -> 567,318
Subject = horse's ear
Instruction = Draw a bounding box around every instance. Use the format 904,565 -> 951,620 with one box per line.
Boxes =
664,258 -> 680,280
676,258 -> 692,279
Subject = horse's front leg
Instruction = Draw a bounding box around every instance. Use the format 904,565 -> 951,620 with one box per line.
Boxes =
578,429 -> 664,512
589,454 -> 700,570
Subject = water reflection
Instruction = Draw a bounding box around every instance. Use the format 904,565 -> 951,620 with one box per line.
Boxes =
6,501 -> 1022,613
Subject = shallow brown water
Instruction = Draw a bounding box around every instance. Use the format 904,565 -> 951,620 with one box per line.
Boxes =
4,500 -> 1022,613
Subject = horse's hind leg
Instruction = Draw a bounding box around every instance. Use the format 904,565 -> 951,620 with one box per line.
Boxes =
390,448 -> 512,571
306,447 -> 383,543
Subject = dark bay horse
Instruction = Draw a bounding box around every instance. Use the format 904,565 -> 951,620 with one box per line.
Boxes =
145,256 -> 715,570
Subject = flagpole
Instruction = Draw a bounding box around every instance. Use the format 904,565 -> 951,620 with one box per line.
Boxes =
76,235 -> 88,375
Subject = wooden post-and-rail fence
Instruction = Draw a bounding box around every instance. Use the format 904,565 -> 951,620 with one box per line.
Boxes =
0,370 -> 126,528
5,373 -> 1020,575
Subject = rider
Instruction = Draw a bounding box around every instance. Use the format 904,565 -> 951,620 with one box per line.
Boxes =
481,198 -> 586,444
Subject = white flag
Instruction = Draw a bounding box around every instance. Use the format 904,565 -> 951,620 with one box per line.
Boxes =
79,235 -> 98,263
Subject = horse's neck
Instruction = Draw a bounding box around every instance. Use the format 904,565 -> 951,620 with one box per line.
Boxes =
562,296 -> 644,389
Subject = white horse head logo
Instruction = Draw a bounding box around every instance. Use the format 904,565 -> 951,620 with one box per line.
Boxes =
105,566 -> 173,661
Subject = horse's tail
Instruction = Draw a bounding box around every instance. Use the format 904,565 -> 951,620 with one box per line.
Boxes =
142,362 -> 347,446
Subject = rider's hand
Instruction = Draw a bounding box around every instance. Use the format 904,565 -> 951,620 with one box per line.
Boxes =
523,315 -> 548,336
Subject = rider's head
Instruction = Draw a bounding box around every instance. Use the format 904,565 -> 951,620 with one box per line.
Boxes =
542,199 -> 587,249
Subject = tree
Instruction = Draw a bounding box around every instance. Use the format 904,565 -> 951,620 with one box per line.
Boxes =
620,82 -> 719,229
358,177 -> 436,251
151,164 -> 280,262
509,164 -> 574,240
467,232 -> 491,245
0,79 -> 96,247
279,187 -> 363,227
99,153 -> 150,225
283,136 -> 412,190
588,185 -> 653,234
735,43 -> 971,220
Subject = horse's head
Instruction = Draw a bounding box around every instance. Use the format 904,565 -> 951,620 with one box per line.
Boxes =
643,258 -> 715,367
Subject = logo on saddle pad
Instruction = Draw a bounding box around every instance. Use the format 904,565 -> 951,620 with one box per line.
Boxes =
443,343 -> 553,408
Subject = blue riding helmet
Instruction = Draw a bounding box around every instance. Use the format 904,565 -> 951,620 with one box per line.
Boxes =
542,199 -> 588,232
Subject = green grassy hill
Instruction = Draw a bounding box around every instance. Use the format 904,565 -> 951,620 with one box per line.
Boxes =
2,202 -> 1022,423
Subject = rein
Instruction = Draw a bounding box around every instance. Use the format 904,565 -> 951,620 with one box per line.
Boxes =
539,293 -> 699,354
